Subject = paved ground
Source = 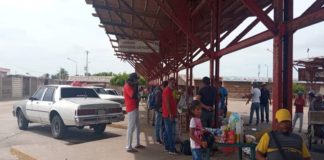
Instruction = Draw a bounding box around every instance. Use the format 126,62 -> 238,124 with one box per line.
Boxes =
1,100 -> 323,160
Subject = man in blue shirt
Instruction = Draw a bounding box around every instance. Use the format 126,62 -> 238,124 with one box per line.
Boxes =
218,81 -> 228,118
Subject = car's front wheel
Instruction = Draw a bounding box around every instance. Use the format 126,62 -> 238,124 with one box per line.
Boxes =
17,110 -> 29,130
93,124 -> 106,135
51,115 -> 66,139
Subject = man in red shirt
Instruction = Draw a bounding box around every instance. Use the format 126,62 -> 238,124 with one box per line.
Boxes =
293,91 -> 305,133
124,73 -> 145,153
162,77 -> 177,155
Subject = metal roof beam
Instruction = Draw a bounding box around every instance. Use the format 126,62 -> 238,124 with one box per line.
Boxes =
119,0 -> 158,38
301,0 -> 324,16
93,3 -> 160,19
153,0 -> 212,57
228,5 -> 273,46
287,7 -> 324,33
241,0 -> 277,34
102,21 -> 155,31
177,30 -> 274,70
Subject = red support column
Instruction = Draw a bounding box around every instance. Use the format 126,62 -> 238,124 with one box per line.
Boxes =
214,0 -> 222,128
209,1 -> 216,87
272,0 -> 294,129
189,67 -> 193,88
186,68 -> 189,91
282,0 -> 293,113
272,1 -> 283,129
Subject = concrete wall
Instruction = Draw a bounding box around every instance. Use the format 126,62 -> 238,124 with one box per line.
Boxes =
0,76 -> 68,100
2,77 -> 12,99
12,77 -> 23,98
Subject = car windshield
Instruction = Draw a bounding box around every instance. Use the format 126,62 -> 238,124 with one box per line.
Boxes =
106,90 -> 118,95
93,88 -> 108,94
61,88 -> 99,98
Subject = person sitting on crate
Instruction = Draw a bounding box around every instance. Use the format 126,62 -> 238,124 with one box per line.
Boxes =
256,109 -> 311,160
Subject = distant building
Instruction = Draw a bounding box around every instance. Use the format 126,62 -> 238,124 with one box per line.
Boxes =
68,76 -> 112,87
0,67 -> 10,77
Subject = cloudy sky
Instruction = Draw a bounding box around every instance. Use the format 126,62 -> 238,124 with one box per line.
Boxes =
0,0 -> 323,79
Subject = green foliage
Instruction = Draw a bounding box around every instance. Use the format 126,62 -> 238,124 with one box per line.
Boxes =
52,68 -> 69,80
93,72 -> 114,76
110,72 -> 128,86
293,83 -> 306,94
138,76 -> 147,85
110,73 -> 147,86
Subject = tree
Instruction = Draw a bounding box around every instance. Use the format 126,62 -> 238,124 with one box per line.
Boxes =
293,83 -> 306,94
93,72 -> 114,76
110,73 -> 147,86
138,76 -> 147,85
42,73 -> 50,79
110,72 -> 128,86
52,68 -> 69,80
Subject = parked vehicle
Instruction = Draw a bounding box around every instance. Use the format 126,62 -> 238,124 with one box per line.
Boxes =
12,85 -> 124,139
104,88 -> 119,96
88,86 -> 125,108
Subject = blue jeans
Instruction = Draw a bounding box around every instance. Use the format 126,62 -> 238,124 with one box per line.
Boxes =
191,149 -> 202,160
249,102 -> 260,124
260,103 -> 269,122
155,111 -> 162,141
163,118 -> 176,152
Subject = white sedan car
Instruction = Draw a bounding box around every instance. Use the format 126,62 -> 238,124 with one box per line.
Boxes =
12,85 -> 124,139
89,87 -> 125,108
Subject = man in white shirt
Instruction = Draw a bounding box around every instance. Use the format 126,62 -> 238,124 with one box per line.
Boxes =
246,82 -> 261,125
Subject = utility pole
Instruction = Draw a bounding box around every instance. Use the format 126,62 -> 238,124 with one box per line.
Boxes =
258,64 -> 261,80
265,64 -> 269,82
85,50 -> 89,76
67,58 -> 78,76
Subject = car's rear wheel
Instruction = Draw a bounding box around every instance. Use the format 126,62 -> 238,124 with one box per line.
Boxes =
51,115 -> 66,139
17,110 -> 29,130
93,124 -> 106,135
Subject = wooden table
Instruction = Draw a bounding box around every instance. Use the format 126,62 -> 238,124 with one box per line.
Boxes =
213,142 -> 257,160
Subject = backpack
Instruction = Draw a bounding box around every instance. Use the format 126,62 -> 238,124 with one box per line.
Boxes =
148,92 -> 156,110
180,140 -> 192,155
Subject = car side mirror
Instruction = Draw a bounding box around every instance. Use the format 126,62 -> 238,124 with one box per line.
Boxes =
29,97 -> 35,101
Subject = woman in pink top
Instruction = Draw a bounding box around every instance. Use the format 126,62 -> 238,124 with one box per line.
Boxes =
189,100 -> 208,160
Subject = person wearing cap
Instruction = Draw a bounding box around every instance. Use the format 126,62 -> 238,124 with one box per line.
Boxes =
124,73 -> 145,153
256,109 -> 311,160
293,91 -> 305,133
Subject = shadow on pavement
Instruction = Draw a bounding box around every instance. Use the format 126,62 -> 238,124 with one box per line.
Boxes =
26,125 -> 121,145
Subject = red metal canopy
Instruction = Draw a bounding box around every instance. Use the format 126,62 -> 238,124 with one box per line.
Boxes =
86,0 -> 324,127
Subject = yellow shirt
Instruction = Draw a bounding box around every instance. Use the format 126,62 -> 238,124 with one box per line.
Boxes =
256,132 -> 311,158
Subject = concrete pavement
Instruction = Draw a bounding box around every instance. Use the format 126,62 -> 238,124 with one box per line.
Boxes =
1,100 -> 323,160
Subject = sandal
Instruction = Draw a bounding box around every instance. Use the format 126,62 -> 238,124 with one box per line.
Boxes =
135,145 -> 146,149
126,148 -> 138,153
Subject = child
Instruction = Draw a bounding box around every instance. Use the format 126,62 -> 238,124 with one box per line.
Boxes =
189,100 -> 208,160
293,91 -> 305,133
